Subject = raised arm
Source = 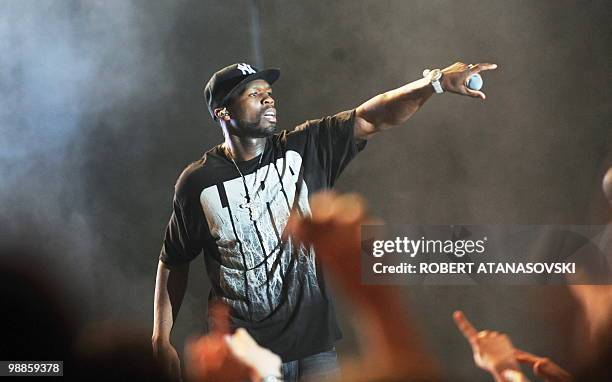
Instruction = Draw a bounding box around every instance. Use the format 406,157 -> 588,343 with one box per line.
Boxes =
285,192 -> 440,381
152,260 -> 190,381
354,62 -> 497,140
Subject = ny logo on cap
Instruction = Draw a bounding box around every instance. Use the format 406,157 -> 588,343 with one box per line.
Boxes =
237,63 -> 256,75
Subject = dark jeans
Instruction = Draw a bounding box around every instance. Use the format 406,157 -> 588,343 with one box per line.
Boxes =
281,347 -> 340,382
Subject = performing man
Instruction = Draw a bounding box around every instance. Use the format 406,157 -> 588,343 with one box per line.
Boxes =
152,60 -> 497,381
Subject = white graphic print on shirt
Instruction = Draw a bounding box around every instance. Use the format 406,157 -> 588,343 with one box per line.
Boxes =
199,150 -> 317,321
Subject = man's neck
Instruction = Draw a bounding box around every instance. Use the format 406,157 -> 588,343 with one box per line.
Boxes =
223,135 -> 266,162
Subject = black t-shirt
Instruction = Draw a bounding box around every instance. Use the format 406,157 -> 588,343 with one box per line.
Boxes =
159,109 -> 365,361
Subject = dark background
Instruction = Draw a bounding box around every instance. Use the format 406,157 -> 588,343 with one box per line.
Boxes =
1,1 -> 611,380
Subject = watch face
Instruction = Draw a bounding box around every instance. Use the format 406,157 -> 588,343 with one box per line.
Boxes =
430,69 -> 442,81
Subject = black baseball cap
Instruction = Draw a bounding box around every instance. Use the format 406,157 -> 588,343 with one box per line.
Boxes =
204,63 -> 280,120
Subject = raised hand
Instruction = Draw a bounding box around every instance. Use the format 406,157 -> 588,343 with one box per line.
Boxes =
285,191 -> 401,309
286,192 -> 439,381
224,328 -> 282,382
515,349 -> 572,382
441,62 -> 498,100
453,310 -> 523,382
285,191 -> 373,305
185,303 -> 281,382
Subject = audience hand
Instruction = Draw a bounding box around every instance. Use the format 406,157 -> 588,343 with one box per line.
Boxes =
453,310 -> 522,382
515,349 -> 572,382
186,303 -> 281,382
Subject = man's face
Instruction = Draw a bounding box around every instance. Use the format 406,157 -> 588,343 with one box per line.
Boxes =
226,79 -> 276,137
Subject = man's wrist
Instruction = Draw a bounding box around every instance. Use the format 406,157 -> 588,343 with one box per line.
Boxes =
423,68 -> 444,94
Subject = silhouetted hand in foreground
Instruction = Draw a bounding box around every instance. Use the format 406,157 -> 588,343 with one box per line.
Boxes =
514,349 -> 572,382
286,191 -> 439,381
453,310 -> 525,382
285,191 -> 386,307
186,303 -> 281,382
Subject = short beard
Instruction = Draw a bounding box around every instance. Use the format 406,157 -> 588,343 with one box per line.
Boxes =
233,117 -> 276,138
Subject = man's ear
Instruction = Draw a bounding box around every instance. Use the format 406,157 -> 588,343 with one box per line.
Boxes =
214,107 -> 230,120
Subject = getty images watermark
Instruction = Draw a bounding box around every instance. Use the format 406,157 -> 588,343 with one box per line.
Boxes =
361,225 -> 611,285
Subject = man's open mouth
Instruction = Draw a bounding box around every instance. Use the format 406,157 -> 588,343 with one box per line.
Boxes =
263,108 -> 276,121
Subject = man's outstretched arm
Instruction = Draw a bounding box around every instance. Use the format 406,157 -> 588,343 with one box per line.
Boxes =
152,260 -> 190,381
354,62 -> 497,140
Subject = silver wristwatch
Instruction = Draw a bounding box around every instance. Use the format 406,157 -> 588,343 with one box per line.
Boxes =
423,68 -> 444,94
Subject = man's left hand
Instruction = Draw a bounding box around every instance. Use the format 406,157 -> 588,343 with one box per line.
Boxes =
441,62 -> 498,100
